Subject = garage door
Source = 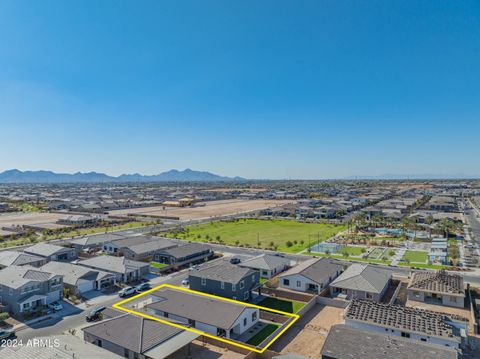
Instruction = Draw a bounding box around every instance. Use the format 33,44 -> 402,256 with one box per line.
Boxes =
77,280 -> 95,294
46,290 -> 60,303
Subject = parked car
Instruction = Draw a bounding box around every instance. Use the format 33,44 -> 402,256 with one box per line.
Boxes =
0,328 -> 14,340
181,279 -> 189,286
229,257 -> 241,264
118,286 -> 136,297
135,282 -> 150,292
47,301 -> 63,311
86,306 -> 106,322
188,264 -> 200,271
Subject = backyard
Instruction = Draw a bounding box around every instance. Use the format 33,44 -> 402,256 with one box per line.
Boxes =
258,297 -> 305,314
165,219 -> 346,253
246,323 -> 280,346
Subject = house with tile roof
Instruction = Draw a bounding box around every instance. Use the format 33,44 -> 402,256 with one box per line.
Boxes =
329,263 -> 391,302
146,287 -> 259,339
407,270 -> 465,308
189,262 -> 259,301
278,258 -> 345,294
239,254 -> 290,279
0,265 -> 63,316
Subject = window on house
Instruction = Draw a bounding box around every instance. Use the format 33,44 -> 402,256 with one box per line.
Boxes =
401,332 -> 410,338
244,291 -> 249,300
252,312 -> 257,321
252,274 -> 255,282
124,348 -> 129,358
283,279 -> 290,286
232,284 -> 236,291
243,318 -> 247,326
201,277 -> 206,286
240,281 -> 245,289
421,338 -> 427,342
366,292 -> 373,299
296,281 -> 301,287
221,281 -> 225,289
450,296 -> 457,302
96,339 -> 102,348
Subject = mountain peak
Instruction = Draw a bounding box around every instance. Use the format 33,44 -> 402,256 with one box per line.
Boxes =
0,169 -> 246,183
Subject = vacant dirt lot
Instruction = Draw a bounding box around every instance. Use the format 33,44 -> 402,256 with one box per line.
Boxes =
270,304 -> 345,358
0,212 -> 67,230
109,199 -> 294,220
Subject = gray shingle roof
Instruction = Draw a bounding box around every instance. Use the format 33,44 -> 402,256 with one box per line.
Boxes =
330,263 -> 391,294
147,287 -> 249,329
189,262 -> 257,283
158,243 -> 211,259
0,265 -> 56,288
126,239 -> 176,255
78,255 -> 149,274
0,250 -> 44,267
321,324 -> 458,359
71,233 -> 126,246
278,257 -> 344,285
239,254 -> 289,271
408,270 -> 464,295
40,261 -> 112,286
23,242 -> 70,257
82,313 -> 183,353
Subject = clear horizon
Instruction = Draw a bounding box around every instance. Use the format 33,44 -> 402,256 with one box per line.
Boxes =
1,1 -> 479,179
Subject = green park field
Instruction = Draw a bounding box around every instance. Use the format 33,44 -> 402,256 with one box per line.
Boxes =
165,219 -> 346,253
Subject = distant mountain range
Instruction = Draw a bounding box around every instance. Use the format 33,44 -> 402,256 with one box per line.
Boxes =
0,169 -> 246,183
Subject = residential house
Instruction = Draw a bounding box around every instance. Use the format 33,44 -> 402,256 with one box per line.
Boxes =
24,243 -> 77,262
189,263 -> 260,301
102,236 -> 176,261
0,250 -> 46,269
41,261 -> 115,295
122,239 -> 178,262
154,243 -> 213,268
329,264 -> 391,302
407,271 -> 465,308
239,254 -> 290,279
321,324 -> 458,359
71,233 -> 126,253
146,287 -> 259,339
57,214 -> 100,226
345,299 -> 467,349
78,256 -> 149,283
0,265 -> 63,316
82,310 -> 198,359
278,258 -> 345,294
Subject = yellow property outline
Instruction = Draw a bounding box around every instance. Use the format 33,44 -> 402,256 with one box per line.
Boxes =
112,283 -> 299,353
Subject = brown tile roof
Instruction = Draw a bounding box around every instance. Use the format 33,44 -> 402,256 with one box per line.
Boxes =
408,270 -> 464,295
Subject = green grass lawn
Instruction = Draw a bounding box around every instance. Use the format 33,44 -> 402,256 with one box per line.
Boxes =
258,297 -> 305,313
401,250 -> 428,263
150,262 -> 168,269
246,323 -> 280,346
398,262 -> 448,269
166,219 -> 346,253
337,246 -> 365,256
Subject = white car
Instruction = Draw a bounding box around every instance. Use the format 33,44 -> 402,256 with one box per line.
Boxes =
118,286 -> 136,297
181,279 -> 189,286
48,301 -> 63,311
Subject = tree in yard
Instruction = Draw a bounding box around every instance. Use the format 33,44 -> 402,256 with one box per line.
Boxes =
216,235 -> 221,241
342,252 -> 350,258
286,241 -> 293,248
361,248 -> 367,254
269,241 -> 275,248
388,250 -> 396,257
0,312 -> 9,323
235,240 -> 240,246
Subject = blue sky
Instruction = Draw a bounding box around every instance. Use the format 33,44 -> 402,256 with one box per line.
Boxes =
0,1 -> 479,179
